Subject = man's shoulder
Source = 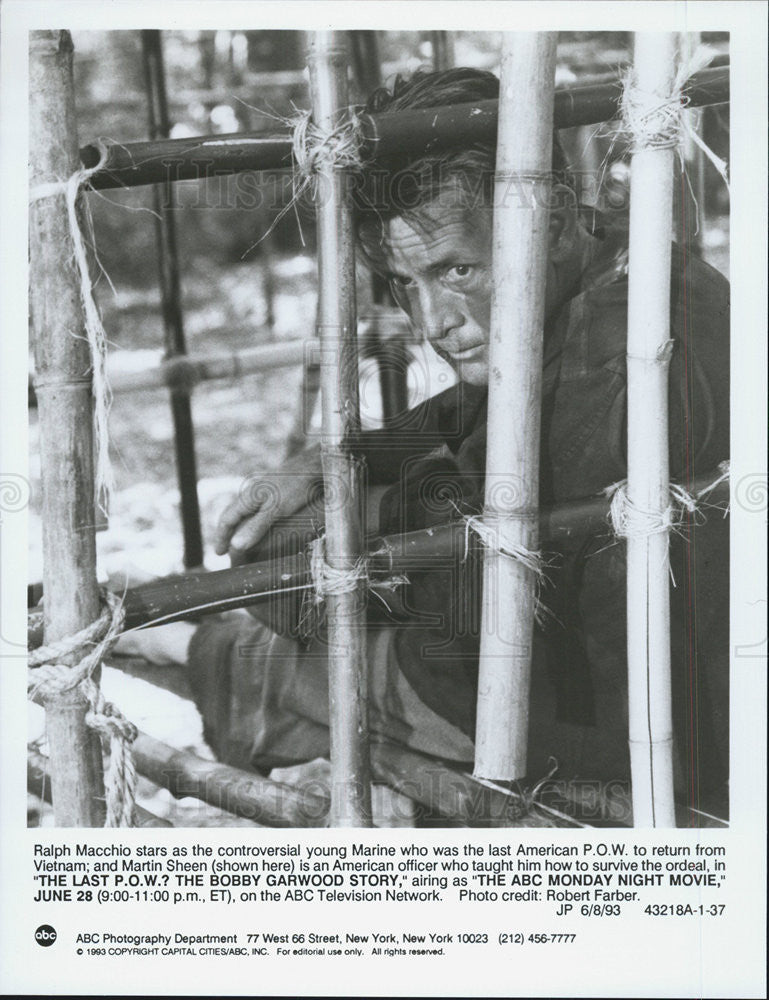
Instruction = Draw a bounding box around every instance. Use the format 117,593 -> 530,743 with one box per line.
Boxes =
562,247 -> 729,372
669,245 -> 730,333
406,381 -> 487,435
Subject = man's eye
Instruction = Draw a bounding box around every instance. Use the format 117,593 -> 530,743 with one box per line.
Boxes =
447,264 -> 473,281
388,274 -> 412,289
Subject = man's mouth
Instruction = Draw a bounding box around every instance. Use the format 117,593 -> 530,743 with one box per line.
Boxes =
449,344 -> 486,361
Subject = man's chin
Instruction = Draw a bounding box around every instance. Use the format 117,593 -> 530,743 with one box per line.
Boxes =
452,358 -> 489,387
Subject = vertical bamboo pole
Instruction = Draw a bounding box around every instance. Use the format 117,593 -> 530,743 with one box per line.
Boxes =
305,31 -> 372,827
473,33 -> 558,781
29,30 -> 106,826
625,33 -> 677,827
141,29 -> 204,569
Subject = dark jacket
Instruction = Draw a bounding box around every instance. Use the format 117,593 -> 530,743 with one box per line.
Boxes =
352,231 -> 729,793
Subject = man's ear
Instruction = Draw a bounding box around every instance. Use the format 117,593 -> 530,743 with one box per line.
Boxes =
548,185 -> 579,263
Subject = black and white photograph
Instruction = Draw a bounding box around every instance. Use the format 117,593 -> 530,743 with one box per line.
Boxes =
1,2 -> 766,997
24,23 -> 733,830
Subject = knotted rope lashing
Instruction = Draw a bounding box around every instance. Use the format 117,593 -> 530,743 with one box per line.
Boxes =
308,534 -> 369,603
242,106 -> 367,253
299,534 -> 409,638
605,462 -> 731,541
620,44 -> 730,193
462,513 -> 546,575
287,106 -> 366,228
298,534 -> 369,641
28,592 -> 137,828
291,106 -> 366,181
460,511 -> 556,627
29,142 -> 114,510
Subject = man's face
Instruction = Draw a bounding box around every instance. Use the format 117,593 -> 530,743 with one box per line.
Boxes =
379,192 -> 495,387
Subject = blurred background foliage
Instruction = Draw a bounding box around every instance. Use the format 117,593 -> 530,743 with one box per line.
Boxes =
73,30 -> 728,286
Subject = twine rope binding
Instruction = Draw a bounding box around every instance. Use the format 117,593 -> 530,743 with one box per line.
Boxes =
605,462 -> 731,541
617,44 -> 730,193
308,534 -> 369,601
27,591 -> 137,828
457,507 -> 556,628
299,534 -> 409,638
29,142 -> 114,511
462,512 -> 547,577
241,105 -> 366,255
291,107 -> 366,180
82,677 -> 137,829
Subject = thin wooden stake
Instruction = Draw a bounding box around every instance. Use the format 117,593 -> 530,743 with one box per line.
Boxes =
430,31 -> 455,72
306,31 -> 372,827
473,33 -> 558,781
625,33 -> 678,827
29,30 -> 106,826
349,30 -> 382,96
141,29 -> 204,569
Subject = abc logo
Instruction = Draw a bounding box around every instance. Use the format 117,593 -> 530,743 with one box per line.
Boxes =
35,924 -> 57,947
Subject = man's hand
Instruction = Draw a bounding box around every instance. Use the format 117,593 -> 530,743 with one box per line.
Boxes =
214,444 -> 324,557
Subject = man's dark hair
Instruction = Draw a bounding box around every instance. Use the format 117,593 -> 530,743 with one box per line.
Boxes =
353,67 -> 572,268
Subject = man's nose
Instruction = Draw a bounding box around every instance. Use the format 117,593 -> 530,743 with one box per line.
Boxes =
417,286 -> 462,345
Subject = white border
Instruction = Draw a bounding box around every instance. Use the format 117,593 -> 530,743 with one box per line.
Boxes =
2,3 -> 766,997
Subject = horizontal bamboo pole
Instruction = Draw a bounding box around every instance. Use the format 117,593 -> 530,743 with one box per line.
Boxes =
26,472 -> 728,645
80,66 -> 728,190
33,721 -> 561,828
83,658 -> 564,827
109,340 -> 308,394
370,743 -> 565,827
132,732 -> 330,827
27,747 -> 171,828
29,340 -> 310,405
30,331 -> 410,405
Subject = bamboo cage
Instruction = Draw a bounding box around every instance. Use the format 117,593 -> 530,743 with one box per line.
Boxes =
79,64 -> 727,190
27,746 -> 170,828
28,30 -> 730,828
26,471 -> 727,642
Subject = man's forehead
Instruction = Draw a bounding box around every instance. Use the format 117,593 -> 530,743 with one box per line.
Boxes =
375,202 -> 492,268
